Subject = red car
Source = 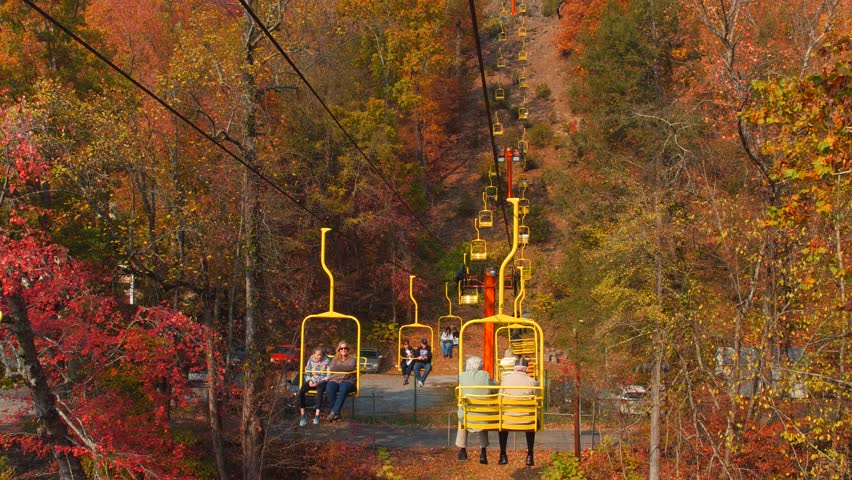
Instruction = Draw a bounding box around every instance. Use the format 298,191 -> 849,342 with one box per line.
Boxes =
270,344 -> 299,366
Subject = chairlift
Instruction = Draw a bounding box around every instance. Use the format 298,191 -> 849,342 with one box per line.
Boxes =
518,127 -> 528,155
519,68 -> 528,89
518,197 -> 530,216
519,2 -> 528,14
498,23 -> 508,42
485,185 -> 498,203
519,225 -> 530,245
497,49 -> 507,68
495,86 -> 505,101
518,41 -> 528,62
493,114 -> 504,136
518,18 -> 527,38
518,106 -> 529,120
437,282 -> 463,333
397,275 -> 434,371
478,207 -> 494,228
456,198 -> 544,433
299,228 -> 362,397
470,218 -> 487,261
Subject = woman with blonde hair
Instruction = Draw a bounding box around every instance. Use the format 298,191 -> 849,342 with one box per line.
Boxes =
325,341 -> 357,422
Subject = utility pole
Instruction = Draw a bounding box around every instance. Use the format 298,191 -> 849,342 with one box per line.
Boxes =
573,318 -> 585,460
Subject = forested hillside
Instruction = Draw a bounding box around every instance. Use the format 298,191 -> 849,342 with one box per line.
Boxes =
0,0 -> 848,478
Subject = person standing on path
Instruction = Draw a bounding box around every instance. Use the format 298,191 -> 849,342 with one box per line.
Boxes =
412,338 -> 433,387
325,341 -> 357,422
455,355 -> 494,464
441,326 -> 454,359
400,339 -> 416,385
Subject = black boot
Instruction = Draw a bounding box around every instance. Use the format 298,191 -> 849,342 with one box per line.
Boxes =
498,451 -> 508,465
525,453 -> 534,466
479,448 -> 488,465
458,448 -> 467,461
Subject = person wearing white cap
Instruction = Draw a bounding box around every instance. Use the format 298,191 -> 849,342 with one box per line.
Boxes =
498,356 -> 537,466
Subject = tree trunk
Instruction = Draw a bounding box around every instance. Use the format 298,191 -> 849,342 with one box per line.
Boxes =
202,261 -> 228,480
241,4 -> 265,478
4,294 -> 86,480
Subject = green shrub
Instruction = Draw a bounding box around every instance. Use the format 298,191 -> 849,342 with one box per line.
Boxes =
0,457 -> 15,480
542,0 -> 562,17
541,451 -> 586,480
536,83 -> 552,100
528,123 -> 554,147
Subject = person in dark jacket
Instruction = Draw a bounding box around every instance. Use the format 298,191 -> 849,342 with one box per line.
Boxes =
412,338 -> 433,387
400,338 -> 416,385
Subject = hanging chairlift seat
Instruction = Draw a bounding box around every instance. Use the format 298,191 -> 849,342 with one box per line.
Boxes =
495,87 -> 505,101
470,239 -> 488,261
518,197 -> 530,216
518,106 -> 529,120
458,281 -> 480,305
519,225 -> 530,245
493,121 -> 504,136
478,209 -> 493,228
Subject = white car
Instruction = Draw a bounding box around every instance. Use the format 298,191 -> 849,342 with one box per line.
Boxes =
618,385 -> 648,415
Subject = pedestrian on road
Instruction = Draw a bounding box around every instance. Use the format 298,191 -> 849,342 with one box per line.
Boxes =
299,347 -> 330,426
456,355 -> 494,464
326,341 -> 357,422
412,338 -> 433,387
498,356 -> 538,466
400,339 -> 416,385
441,326 -> 454,358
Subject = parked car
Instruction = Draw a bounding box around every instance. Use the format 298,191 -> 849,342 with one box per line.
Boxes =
618,385 -> 648,415
270,344 -> 299,367
359,348 -> 384,373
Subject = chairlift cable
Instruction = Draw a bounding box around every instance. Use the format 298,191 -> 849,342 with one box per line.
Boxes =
22,0 -> 427,277
236,0 -> 448,249
467,0 -> 512,244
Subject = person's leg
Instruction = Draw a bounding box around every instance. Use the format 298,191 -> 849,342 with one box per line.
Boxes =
298,382 -> 311,412
478,430 -> 490,464
525,432 -> 535,466
331,382 -> 355,415
413,362 -> 423,382
498,431 -> 509,464
314,382 -> 327,416
325,381 -> 339,416
420,362 -> 432,383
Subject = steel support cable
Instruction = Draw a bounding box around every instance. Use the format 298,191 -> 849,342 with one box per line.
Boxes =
22,0 -> 425,277
236,0 -> 447,249
467,0 -> 511,244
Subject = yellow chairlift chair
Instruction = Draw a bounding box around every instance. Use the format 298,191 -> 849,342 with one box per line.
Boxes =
470,218 -> 488,261
519,67 -> 528,89
397,275 -> 434,371
495,86 -> 505,101
518,41 -> 528,62
478,200 -> 494,227
497,48 -> 507,68
456,198 -> 544,434
493,113 -> 504,136
518,17 -> 527,38
518,197 -> 530,216
299,228 -> 362,397
438,282 -> 463,333
498,23 -> 508,42
519,225 -> 530,245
